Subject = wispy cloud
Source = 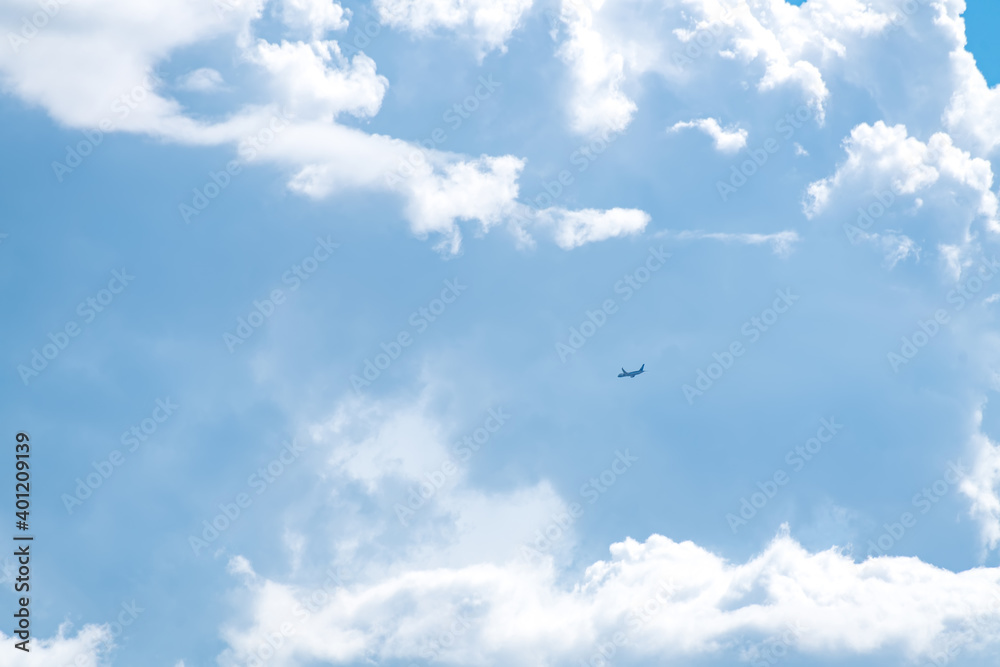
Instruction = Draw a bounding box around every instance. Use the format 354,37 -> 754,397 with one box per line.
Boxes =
660,229 -> 801,257
176,68 -> 226,92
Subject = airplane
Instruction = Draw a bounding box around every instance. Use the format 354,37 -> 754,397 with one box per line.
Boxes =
618,364 -> 645,378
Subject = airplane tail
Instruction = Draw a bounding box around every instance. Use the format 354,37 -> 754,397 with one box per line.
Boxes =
622,368 -> 627,374
639,364 -> 644,371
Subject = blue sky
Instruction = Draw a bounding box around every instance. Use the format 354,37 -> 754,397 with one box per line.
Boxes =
3,0 -> 1000,665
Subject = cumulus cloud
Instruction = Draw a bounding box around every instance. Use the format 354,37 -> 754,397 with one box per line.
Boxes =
207,389 -> 1000,666
805,121 -> 998,274
218,527 -> 1000,666
941,16 -> 1000,155
374,0 -> 534,56
2,0 -> 999,258
553,0 -> 895,135
244,39 -> 388,122
550,0 -> 1000,156
0,0 -> 642,255
960,407 -> 1000,556
805,121 -> 998,222
280,0 -> 350,40
554,0 -> 638,136
0,0 -> 264,133
397,155 -> 525,253
669,117 -> 748,153
0,624 -> 113,666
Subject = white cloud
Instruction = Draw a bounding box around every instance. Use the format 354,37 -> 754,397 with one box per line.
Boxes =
536,207 -> 650,250
2,0 -> 998,260
244,39 -> 388,122
374,0 -> 534,56
553,0 -> 895,136
940,243 -> 968,283
805,121 -> 998,273
550,0 -> 1000,156
554,0 -> 638,136
669,229 -> 800,257
397,155 -> 526,254
311,392 -> 452,493
960,407 -> 1000,556
0,0 -> 643,256
845,229 -> 920,268
669,117 -> 748,153
280,0 -> 350,40
941,21 -> 1000,155
0,623 -> 112,666
218,527 -> 1000,666
176,67 -> 225,92
211,389 -> 1000,666
873,231 -> 920,268
275,388 -> 574,572
0,0 -> 264,132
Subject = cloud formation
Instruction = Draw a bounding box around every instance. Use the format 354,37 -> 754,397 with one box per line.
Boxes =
375,0 -> 534,56
669,117 -> 748,153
